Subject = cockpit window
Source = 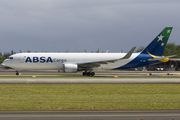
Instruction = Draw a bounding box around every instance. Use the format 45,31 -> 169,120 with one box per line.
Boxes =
8,57 -> 13,59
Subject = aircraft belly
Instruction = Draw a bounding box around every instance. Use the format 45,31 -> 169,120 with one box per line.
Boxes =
13,63 -> 59,70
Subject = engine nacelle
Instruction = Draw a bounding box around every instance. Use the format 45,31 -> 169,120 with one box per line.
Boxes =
63,64 -> 78,73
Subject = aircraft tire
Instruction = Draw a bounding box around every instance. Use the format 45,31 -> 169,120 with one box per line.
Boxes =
87,72 -> 91,76
91,72 -> 95,76
82,72 -> 95,76
82,72 -> 87,76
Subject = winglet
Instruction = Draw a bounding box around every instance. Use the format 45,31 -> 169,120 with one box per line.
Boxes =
120,47 -> 136,60
105,50 -> 109,53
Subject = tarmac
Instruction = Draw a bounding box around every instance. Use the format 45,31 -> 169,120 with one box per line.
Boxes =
0,69 -> 180,84
0,110 -> 180,120
1,78 -> 180,84
0,69 -> 180,77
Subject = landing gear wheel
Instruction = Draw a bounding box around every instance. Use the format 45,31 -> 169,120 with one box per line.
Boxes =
86,72 -> 91,76
82,72 -> 95,76
16,72 -> 19,76
91,72 -> 95,76
82,72 -> 87,76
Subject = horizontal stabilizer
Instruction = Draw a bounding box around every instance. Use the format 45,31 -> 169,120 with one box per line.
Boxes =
120,47 -> 136,60
148,55 -> 176,61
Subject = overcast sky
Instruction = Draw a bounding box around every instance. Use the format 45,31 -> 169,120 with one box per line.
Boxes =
0,0 -> 180,53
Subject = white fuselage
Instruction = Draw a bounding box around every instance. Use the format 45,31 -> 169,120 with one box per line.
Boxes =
3,52 -> 139,70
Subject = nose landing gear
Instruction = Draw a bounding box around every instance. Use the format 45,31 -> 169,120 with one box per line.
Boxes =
16,70 -> 19,76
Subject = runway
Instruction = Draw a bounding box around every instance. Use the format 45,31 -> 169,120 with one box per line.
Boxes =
0,110 -> 180,120
0,78 -> 180,84
0,69 -> 180,77
0,70 -> 180,83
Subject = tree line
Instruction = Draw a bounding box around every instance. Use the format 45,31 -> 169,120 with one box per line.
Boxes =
0,43 -> 179,64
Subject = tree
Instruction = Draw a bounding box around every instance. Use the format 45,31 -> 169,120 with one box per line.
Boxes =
175,45 -> 180,58
10,50 -> 16,55
11,50 -> 13,55
163,43 -> 177,57
3,52 -> 11,59
0,55 -> 5,64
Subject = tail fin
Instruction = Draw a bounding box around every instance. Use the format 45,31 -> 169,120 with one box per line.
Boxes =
141,27 -> 173,56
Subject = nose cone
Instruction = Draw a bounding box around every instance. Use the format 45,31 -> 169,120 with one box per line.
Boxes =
2,59 -> 9,66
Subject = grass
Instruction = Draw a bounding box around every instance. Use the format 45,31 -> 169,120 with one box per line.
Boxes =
0,84 -> 180,110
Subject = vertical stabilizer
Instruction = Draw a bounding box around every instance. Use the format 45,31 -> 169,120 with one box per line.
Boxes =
141,27 -> 173,56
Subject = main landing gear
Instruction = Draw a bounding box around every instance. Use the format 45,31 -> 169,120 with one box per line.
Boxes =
82,72 -> 95,76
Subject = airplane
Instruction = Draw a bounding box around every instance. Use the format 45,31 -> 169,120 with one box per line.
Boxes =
2,27 -> 175,76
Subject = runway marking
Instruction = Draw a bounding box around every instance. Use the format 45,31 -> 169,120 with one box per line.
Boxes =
162,74 -> 179,75
0,114 -> 180,117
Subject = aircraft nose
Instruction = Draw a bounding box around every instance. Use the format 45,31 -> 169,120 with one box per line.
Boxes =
2,59 -> 9,66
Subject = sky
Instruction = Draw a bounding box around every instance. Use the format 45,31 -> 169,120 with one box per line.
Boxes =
0,0 -> 180,54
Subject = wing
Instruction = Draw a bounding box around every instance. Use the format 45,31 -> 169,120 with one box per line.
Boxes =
78,47 -> 136,69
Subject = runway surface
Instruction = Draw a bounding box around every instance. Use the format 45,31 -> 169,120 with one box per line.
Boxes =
0,69 -> 180,77
0,78 -> 180,84
0,110 -> 180,120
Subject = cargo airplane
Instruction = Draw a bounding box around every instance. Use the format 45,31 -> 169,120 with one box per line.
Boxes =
2,27 -> 174,76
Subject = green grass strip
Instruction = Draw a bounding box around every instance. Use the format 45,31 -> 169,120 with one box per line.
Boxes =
0,84 -> 180,110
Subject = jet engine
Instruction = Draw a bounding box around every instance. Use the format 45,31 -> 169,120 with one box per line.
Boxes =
63,64 -> 78,73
